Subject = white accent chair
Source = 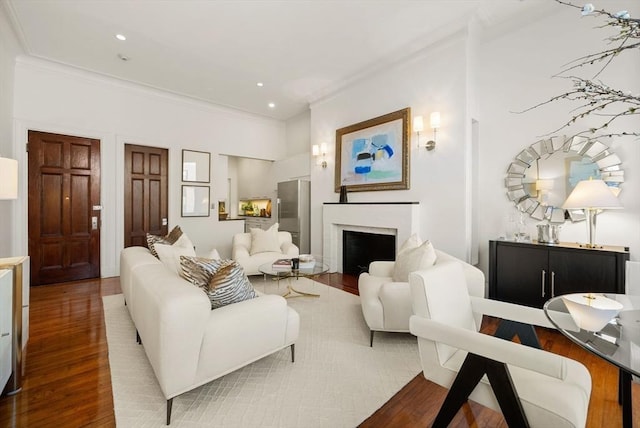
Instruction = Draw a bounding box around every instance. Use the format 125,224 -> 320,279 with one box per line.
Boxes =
232,231 -> 299,275
409,261 -> 592,428
358,249 -> 484,346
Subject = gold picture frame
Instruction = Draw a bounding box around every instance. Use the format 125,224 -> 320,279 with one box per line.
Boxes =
334,107 -> 410,192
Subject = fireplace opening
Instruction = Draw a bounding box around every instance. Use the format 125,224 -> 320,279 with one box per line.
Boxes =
343,230 -> 395,276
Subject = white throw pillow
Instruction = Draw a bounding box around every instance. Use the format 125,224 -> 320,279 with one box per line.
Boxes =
173,233 -> 195,250
205,248 -> 221,260
392,240 -> 437,282
155,242 -> 197,276
250,223 -> 281,255
397,233 -> 422,254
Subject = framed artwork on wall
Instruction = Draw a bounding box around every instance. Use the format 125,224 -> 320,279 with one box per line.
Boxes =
182,149 -> 211,183
182,185 -> 210,217
334,107 -> 410,192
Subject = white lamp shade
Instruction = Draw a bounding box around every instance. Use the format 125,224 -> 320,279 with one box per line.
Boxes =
319,142 -> 327,154
0,157 -> 18,200
562,179 -> 622,210
312,144 -> 319,156
413,116 -> 424,133
562,293 -> 623,332
430,112 -> 441,129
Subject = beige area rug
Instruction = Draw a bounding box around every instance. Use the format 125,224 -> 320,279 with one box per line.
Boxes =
103,277 -> 421,427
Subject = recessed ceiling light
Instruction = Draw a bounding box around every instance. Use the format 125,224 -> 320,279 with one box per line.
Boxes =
118,53 -> 130,61
256,82 -> 264,87
268,102 -> 275,108
115,34 -> 127,41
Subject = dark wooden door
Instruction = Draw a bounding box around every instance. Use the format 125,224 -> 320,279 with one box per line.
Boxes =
28,131 -> 101,285
124,144 -> 168,247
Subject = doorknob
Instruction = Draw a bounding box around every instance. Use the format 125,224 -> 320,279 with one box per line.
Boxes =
162,218 -> 168,226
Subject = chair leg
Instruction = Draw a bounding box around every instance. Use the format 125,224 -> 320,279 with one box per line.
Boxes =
432,353 -> 529,428
494,319 -> 541,349
166,398 -> 173,425
370,330 -> 374,347
290,344 -> 295,363
136,330 -> 141,344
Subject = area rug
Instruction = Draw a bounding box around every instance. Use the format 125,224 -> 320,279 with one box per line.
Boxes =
103,277 -> 421,427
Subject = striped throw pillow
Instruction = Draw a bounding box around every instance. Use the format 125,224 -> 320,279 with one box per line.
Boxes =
206,260 -> 257,309
180,257 -> 257,309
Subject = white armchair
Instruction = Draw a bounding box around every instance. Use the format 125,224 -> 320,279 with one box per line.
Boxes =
358,249 -> 484,346
409,261 -> 591,428
232,231 -> 299,275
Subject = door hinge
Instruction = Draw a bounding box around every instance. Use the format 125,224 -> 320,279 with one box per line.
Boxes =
26,142 -> 29,152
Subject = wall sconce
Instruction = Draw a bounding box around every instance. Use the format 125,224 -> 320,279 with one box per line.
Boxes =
312,143 -> 327,168
0,157 -> 18,200
414,112 -> 440,151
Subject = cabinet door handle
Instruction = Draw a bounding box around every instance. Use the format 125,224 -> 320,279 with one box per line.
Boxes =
541,270 -> 546,298
551,271 -> 556,298
1,332 -> 9,337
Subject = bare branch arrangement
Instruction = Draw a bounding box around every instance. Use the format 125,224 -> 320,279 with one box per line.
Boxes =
520,1 -> 639,140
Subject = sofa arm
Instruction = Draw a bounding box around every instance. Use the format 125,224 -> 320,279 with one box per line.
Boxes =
281,241 -> 299,257
410,315 -> 568,380
369,261 -> 395,277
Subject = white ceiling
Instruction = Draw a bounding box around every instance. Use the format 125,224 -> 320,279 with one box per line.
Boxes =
3,0 -> 532,121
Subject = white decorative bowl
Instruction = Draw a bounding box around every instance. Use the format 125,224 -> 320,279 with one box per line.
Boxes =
562,293 -> 623,332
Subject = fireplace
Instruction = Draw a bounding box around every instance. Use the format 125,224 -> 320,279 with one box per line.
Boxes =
322,202 -> 420,272
343,231 -> 395,275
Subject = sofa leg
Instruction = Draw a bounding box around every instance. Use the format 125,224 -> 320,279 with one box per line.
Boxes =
370,330 -> 374,347
166,398 -> 173,425
290,344 -> 295,363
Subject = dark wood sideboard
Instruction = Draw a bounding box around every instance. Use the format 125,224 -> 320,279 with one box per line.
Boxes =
489,240 -> 630,309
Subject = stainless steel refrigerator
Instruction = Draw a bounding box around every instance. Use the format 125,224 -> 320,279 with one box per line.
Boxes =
277,180 -> 310,254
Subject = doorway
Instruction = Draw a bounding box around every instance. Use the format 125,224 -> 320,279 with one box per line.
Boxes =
27,131 -> 101,285
124,144 -> 168,247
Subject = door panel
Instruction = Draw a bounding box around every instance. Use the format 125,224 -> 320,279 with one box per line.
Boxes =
495,244 -> 548,308
28,131 -> 101,285
124,144 -> 168,248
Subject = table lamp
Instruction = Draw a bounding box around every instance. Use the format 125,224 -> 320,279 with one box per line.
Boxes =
0,157 -> 18,200
562,178 -> 622,248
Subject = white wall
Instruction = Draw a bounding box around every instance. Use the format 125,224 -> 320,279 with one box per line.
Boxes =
309,32 -> 472,261
309,0 -> 639,278
0,5 -> 22,258
477,1 -> 640,272
12,57 -> 286,276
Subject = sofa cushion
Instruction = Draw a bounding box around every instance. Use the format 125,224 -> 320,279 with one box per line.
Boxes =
392,240 -> 437,282
146,225 -> 184,258
154,241 -> 197,277
179,256 -> 257,309
180,256 -> 226,289
250,223 -> 281,255
206,260 -> 257,309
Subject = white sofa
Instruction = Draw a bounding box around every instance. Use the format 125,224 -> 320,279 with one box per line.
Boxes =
120,246 -> 300,425
358,249 -> 485,346
232,231 -> 299,275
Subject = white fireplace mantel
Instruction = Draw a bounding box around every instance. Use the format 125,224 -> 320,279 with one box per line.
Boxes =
322,202 -> 420,272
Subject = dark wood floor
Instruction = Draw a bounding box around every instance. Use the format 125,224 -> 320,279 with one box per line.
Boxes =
0,273 -> 638,427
